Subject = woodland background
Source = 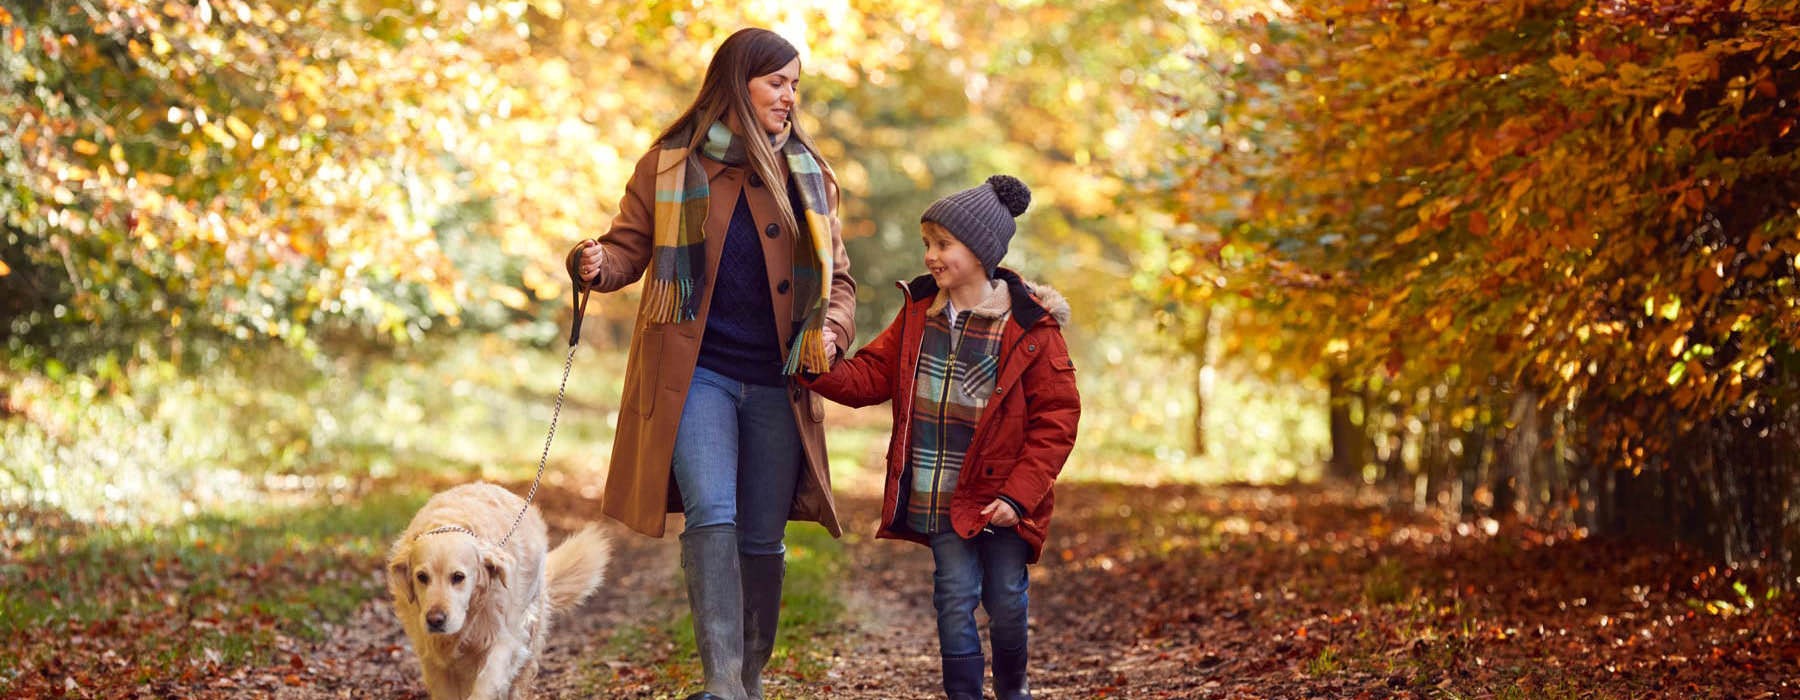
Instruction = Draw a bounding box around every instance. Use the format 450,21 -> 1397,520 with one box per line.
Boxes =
3,0 -> 1798,697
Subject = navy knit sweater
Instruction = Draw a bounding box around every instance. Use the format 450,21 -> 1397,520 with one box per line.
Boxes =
697,190 -> 784,387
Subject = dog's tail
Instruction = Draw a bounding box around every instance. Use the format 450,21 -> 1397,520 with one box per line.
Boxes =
545,524 -> 611,613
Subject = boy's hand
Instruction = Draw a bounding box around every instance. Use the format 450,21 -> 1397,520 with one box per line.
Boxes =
980,499 -> 1020,528
822,326 -> 840,363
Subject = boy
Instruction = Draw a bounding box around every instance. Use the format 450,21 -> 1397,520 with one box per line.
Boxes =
807,175 -> 1080,700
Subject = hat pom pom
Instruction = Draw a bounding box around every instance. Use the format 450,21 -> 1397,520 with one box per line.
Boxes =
987,175 -> 1031,217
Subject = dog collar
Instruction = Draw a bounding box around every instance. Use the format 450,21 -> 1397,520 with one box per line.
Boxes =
415,525 -> 479,541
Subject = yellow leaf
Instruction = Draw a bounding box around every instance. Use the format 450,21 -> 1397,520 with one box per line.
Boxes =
490,284 -> 530,311
1395,226 -> 1421,244
226,115 -> 253,141
0,259 -> 10,276
1673,51 -> 1713,79
73,139 -> 100,155
1397,189 -> 1424,207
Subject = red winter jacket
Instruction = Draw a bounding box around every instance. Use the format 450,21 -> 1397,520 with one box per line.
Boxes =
805,268 -> 1080,563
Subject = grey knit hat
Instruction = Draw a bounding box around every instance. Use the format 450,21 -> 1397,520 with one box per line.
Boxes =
921,174 -> 1032,275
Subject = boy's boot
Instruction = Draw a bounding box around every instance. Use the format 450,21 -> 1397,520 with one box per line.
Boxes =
681,525 -> 748,700
942,653 -> 986,700
993,642 -> 1032,700
739,553 -> 785,700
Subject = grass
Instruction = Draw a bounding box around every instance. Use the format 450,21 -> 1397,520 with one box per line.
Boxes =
1307,646 -> 1342,675
1362,558 -> 1413,606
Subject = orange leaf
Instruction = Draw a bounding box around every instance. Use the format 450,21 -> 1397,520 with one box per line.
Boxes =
1469,210 -> 1490,236
1683,188 -> 1705,212
1698,266 -> 1722,294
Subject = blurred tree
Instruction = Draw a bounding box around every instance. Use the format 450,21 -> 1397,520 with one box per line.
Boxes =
1160,0 -> 1800,571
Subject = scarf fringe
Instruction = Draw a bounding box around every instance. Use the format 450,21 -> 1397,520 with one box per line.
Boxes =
783,313 -> 828,375
643,278 -> 698,324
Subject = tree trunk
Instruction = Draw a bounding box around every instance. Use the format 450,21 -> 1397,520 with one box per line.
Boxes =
1328,371 -> 1361,480
1191,305 -> 1213,456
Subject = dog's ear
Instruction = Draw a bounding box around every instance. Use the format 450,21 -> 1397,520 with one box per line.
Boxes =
387,549 -> 417,605
482,549 -> 509,591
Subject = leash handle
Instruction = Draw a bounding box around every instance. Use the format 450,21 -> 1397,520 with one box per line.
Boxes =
569,239 -> 597,347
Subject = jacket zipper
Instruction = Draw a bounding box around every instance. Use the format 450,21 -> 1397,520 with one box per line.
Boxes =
925,308 -> 973,534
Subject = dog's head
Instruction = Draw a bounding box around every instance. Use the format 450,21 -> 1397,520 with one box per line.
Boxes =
387,528 -> 508,636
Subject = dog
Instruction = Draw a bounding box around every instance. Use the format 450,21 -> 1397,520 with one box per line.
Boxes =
387,482 -> 610,700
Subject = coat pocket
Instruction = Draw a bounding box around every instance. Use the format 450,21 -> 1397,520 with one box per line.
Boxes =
632,328 -> 666,416
977,457 -> 1017,482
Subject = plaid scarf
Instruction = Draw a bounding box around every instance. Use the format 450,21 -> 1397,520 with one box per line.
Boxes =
649,121 -> 835,374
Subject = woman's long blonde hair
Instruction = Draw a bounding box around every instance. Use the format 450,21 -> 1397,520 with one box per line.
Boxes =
656,28 -> 834,237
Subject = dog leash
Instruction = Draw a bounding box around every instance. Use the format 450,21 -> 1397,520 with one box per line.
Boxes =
499,264 -> 594,548
418,248 -> 597,548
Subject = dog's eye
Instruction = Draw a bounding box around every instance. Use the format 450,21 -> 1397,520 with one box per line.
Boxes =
416,572 -> 430,585
451,572 -> 466,585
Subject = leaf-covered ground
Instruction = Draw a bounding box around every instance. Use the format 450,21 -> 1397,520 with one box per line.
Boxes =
6,473 -> 1797,698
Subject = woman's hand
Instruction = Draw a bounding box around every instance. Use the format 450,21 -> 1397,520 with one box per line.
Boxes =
980,499 -> 1020,528
577,240 -> 605,285
822,326 -> 840,363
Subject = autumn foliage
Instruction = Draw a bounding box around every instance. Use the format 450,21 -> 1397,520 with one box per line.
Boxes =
1164,0 -> 1800,571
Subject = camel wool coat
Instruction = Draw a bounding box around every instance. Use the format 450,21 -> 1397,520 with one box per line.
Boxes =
568,141 -> 857,538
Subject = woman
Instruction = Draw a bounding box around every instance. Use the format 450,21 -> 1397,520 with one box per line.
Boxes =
566,28 -> 856,700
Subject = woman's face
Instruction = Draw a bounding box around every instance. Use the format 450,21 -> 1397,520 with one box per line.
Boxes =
746,58 -> 800,135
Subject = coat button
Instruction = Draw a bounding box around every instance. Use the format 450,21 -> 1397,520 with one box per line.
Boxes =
749,172 -> 764,188
764,223 -> 780,238
777,280 -> 791,294
1027,344 -> 1037,352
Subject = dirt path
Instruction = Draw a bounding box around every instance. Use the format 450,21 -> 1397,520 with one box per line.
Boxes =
274,479 -> 1799,699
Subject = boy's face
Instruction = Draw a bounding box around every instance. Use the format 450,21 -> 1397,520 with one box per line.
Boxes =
921,221 -> 987,291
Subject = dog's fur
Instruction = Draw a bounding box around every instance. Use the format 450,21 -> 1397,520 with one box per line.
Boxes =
387,483 -> 610,700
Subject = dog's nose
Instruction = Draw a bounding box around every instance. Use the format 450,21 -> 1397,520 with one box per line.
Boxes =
426,609 -> 446,632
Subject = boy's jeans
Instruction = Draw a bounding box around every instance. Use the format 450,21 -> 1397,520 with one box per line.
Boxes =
671,366 -> 804,557
929,528 -> 1032,658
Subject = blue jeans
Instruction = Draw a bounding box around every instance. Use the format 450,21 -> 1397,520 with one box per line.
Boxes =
929,528 -> 1031,659
671,366 -> 804,557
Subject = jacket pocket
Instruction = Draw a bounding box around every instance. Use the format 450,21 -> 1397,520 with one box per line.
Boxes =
977,457 -> 1017,482
959,354 -> 999,402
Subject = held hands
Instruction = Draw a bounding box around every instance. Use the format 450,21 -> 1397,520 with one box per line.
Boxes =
980,499 -> 1020,528
577,240 -> 605,286
821,325 -> 840,363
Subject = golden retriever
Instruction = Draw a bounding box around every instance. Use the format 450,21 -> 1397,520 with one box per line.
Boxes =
387,482 -> 610,700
